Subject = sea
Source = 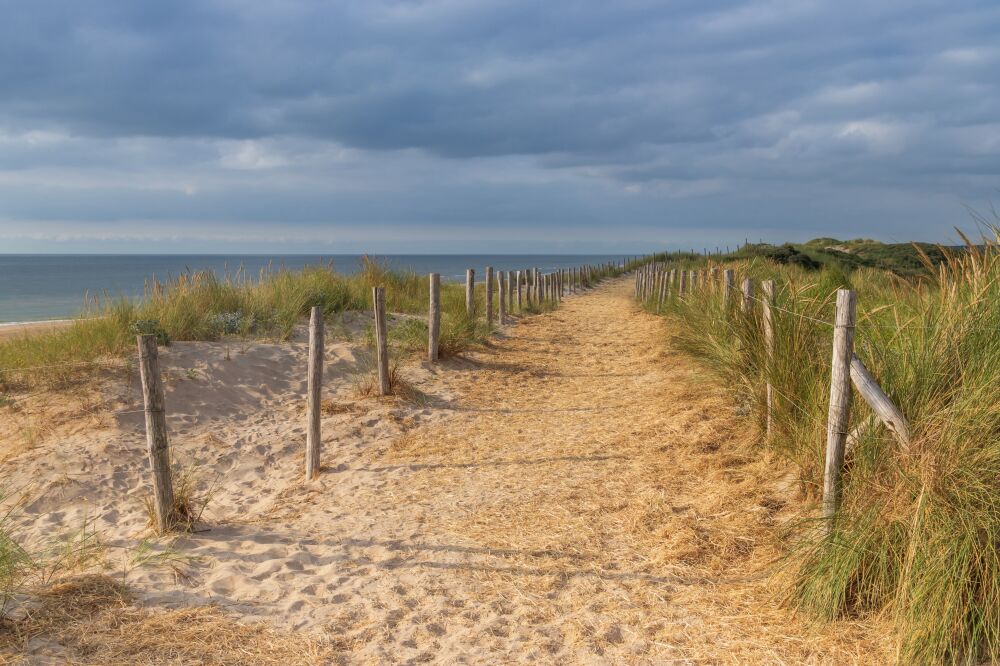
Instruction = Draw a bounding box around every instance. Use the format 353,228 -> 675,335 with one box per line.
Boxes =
0,254 -> 629,323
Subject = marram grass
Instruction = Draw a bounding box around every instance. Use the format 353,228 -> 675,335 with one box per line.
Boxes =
641,228 -> 1000,664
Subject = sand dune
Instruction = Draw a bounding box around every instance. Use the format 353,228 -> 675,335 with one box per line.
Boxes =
0,279 -> 890,663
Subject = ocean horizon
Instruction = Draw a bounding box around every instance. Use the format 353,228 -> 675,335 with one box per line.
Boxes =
0,254 -> 630,323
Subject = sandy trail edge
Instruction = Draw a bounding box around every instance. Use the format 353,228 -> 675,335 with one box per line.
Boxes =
1,278 -> 890,664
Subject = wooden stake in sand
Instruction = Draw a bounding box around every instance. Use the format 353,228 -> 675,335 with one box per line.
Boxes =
485,266 -> 494,328
497,270 -> 507,324
305,306 -> 324,480
465,269 -> 475,319
373,286 -> 391,396
822,289 -> 856,527
741,277 -> 753,313
516,270 -> 523,311
506,270 -> 513,313
428,273 -> 441,363
137,333 -> 175,532
761,280 -> 775,437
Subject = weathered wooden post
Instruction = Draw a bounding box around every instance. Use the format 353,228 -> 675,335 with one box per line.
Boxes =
373,286 -> 391,396
305,306 -> 324,479
497,270 -> 507,324
679,269 -> 687,296
850,355 -> 911,449
762,280 -> 775,437
428,273 -> 441,362
822,289 -> 857,528
516,270 -> 523,310
137,334 -> 175,532
485,266 -> 495,328
724,269 -> 734,303
506,270 -> 513,313
741,277 -> 753,313
465,269 -> 475,318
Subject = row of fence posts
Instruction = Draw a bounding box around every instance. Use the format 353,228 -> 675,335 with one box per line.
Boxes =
137,259 -> 628,532
632,258 -> 911,532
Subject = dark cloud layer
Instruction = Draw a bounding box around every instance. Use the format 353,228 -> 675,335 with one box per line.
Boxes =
0,0 -> 998,251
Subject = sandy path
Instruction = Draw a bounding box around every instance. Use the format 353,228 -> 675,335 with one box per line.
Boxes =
297,277 -> 887,664
2,278 -> 889,664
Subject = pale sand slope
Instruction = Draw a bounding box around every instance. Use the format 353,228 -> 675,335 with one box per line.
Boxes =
1,278 -> 890,664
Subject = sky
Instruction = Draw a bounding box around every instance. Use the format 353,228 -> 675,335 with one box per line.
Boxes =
1,0 -> 998,254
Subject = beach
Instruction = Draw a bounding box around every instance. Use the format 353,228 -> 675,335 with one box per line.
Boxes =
0,277 -> 889,663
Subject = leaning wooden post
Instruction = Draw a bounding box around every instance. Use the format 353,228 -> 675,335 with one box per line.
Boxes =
497,270 -> 507,324
850,355 -> 911,450
137,334 -> 175,532
465,269 -> 475,319
762,280 -> 775,437
428,273 -> 441,362
822,289 -> 857,528
305,306 -> 324,479
373,286 -> 391,396
741,277 -> 753,313
485,266 -> 495,328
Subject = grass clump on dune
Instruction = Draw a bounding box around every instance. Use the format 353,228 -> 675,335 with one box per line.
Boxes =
0,257 -> 496,391
643,226 -> 1000,663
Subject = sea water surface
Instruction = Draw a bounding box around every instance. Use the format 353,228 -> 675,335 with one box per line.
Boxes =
0,255 -> 627,323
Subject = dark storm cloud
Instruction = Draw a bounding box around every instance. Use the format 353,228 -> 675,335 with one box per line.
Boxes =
0,0 -> 998,250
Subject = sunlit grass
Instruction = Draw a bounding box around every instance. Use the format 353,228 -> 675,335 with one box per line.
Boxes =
639,227 -> 1000,662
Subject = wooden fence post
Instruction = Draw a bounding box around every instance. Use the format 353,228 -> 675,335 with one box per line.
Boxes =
465,269 -> 475,319
373,286 -> 391,396
516,270 -> 523,310
428,273 -> 441,362
724,269 -> 734,303
679,269 -> 687,296
137,334 -> 175,532
822,289 -> 857,527
485,266 -> 494,328
762,280 -> 775,437
497,270 -> 507,324
305,306 -> 324,479
741,277 -> 753,313
506,270 -> 513,313
850,355 -> 911,449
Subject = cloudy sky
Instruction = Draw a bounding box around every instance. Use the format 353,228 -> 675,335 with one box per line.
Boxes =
1,0 -> 998,253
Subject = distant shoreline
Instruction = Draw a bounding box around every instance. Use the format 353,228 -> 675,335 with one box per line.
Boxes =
0,319 -> 75,341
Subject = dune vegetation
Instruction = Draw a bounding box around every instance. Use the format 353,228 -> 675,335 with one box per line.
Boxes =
637,227 -> 1000,662
0,257 -> 587,392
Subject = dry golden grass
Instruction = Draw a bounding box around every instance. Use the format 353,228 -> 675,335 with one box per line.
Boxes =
0,574 -> 332,665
